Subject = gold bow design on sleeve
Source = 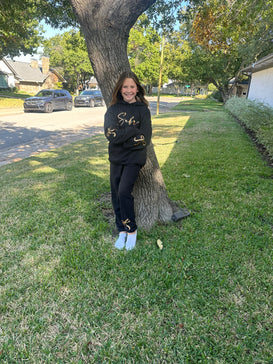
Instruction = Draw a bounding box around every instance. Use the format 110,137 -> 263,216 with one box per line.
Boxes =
106,128 -> 117,138
121,218 -> 131,230
133,135 -> 146,146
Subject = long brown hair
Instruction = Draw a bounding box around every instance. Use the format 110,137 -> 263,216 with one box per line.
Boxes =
110,71 -> 149,106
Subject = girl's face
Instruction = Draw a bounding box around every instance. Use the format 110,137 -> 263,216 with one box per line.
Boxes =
121,78 -> 138,104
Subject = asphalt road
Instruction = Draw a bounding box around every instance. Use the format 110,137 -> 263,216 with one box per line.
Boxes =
0,96 -> 181,166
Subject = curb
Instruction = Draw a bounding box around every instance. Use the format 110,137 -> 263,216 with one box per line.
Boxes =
0,108 -> 24,116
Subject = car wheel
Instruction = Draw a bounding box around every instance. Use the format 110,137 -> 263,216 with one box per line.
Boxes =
66,101 -> 73,111
89,99 -> 94,107
44,103 -> 53,113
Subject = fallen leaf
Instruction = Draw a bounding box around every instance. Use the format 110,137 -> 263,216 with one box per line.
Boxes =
157,239 -> 163,250
177,323 -> 184,330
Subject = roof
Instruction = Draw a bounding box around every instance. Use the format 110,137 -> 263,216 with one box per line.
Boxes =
3,59 -> 47,83
50,68 -> 66,83
241,53 -> 273,74
88,76 -> 98,84
229,78 -> 249,85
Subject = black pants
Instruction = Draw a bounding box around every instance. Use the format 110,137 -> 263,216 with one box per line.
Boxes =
110,163 -> 141,233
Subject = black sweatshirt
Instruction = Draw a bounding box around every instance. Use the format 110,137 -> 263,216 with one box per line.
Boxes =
104,100 -> 152,166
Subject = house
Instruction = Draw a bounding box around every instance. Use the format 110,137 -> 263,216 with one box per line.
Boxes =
88,76 -> 99,89
78,76 -> 99,93
241,53 -> 273,108
229,78 -> 249,98
0,57 -> 66,94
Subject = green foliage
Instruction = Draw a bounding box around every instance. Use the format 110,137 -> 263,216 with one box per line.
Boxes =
0,0 -> 42,58
208,83 -> 217,92
225,97 -> 273,158
179,0 -> 273,101
210,89 -> 224,102
146,0 -> 186,32
128,15 -> 168,90
0,0 -> 77,58
164,30 -> 201,84
37,0 -> 77,29
43,30 -> 93,91
1,99 -> 273,362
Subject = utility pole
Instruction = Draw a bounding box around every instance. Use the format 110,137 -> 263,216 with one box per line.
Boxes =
156,34 -> 165,116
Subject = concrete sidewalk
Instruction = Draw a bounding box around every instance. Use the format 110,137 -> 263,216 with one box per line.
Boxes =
0,108 -> 23,116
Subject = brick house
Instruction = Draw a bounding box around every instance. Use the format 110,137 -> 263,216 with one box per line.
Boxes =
0,57 -> 66,94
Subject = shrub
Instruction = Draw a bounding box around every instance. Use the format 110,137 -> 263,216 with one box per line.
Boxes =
210,89 -> 223,102
225,97 -> 273,158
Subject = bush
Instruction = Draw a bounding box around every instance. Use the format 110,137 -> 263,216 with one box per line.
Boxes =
225,97 -> 273,158
210,89 -> 223,102
207,83 -> 217,92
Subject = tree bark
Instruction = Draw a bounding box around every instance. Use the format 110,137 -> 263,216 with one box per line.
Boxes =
69,0 -> 176,229
133,143 -> 174,229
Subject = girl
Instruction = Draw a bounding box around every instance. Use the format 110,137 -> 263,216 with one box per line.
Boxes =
104,71 -> 152,250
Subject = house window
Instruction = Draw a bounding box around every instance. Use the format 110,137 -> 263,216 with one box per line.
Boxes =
0,73 -> 8,88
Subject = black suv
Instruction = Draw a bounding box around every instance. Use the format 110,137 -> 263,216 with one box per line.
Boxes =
74,89 -> 104,107
24,89 -> 73,113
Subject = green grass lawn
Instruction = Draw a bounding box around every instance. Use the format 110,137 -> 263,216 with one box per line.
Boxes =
0,97 -> 24,108
173,96 -> 223,112
0,100 -> 272,363
0,91 -> 33,108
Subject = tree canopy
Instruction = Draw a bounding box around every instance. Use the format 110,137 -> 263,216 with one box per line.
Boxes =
0,0 -> 41,58
43,30 -> 93,92
0,0 -> 78,59
128,16 -> 168,93
180,0 -> 273,100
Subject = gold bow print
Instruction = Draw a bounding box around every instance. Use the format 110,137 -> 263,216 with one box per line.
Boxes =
122,218 -> 131,230
133,135 -> 146,146
106,128 -> 117,138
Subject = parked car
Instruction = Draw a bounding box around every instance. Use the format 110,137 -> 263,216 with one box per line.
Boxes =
24,89 -> 73,113
74,89 -> 104,107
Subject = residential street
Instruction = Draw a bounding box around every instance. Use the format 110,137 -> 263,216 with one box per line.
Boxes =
0,96 -> 182,166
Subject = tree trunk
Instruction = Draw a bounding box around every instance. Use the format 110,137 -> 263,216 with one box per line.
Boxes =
69,0 -> 156,105
69,0 -> 176,229
219,85 -> 230,103
133,143 -> 174,229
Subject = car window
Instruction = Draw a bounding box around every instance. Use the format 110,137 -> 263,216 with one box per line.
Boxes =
80,90 -> 95,95
36,90 -> 54,97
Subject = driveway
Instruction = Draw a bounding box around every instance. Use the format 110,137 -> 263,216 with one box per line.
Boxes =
0,96 -> 182,166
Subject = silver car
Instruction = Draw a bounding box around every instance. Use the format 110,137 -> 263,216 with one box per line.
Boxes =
74,89 -> 104,107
